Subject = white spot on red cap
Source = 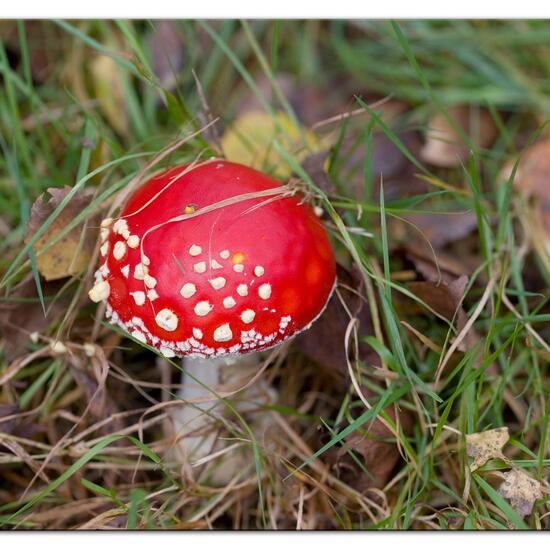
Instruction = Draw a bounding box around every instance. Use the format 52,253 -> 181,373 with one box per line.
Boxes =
144,275 -> 157,289
113,241 -> 127,260
210,277 -> 226,290
241,309 -> 255,324
100,242 -> 109,257
258,283 -> 272,300
220,250 -> 230,259
237,284 -> 248,297
180,282 -> 196,298
134,263 -> 148,280
121,265 -> 130,278
100,228 -> 109,242
233,264 -> 244,273
279,315 -> 291,333
160,346 -> 175,358
211,259 -> 223,269
88,280 -> 110,302
213,323 -> 232,342
194,301 -> 213,317
147,289 -> 159,301
113,219 -> 129,239
254,266 -> 265,277
155,309 -> 178,331
100,218 -> 113,228
130,291 -> 146,306
223,296 -> 236,309
194,261 -> 206,273
127,235 -> 140,248
131,329 -> 147,344
142,255 -> 151,266
189,244 -> 202,256
193,327 -> 203,339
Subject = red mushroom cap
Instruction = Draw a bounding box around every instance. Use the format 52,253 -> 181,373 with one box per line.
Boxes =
89,160 -> 336,358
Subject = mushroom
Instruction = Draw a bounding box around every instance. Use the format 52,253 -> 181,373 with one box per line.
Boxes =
89,159 -> 336,480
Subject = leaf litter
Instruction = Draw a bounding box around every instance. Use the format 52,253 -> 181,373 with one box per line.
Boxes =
1,20 -> 550,530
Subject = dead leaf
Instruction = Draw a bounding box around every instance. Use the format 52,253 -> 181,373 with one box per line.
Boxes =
421,105 -> 497,168
404,275 -> 484,356
221,110 -> 320,178
236,72 -> 338,127
236,72 -> 408,130
342,130 -> 426,201
324,401 -> 413,491
403,212 -> 479,249
301,151 -> 334,197
404,243 -> 474,284
26,186 -> 96,281
90,53 -> 128,135
502,138 -> 550,199
500,139 -> 550,271
498,468 -> 543,518
408,276 -> 469,328
466,427 -> 510,471
294,265 -> 378,382
302,130 -> 425,202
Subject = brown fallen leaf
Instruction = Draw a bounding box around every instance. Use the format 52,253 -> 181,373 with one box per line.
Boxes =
26,186 -> 96,281
324,401 -> 413,491
466,427 -> 510,472
236,71 -> 408,130
302,130 -> 425,202
403,212 -> 479,249
498,468 -> 543,518
420,105 -> 497,168
296,265 -> 413,491
408,275 -> 469,325
404,275 -> 482,355
404,243 -> 474,284
503,138 -> 550,199
500,138 -> 550,272
236,72 -> 330,127
294,265 -> 378,382
342,130 -> 426,201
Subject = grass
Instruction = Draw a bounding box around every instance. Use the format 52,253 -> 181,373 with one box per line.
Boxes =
0,19 -> 549,530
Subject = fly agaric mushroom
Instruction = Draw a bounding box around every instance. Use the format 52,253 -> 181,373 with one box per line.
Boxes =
89,159 -> 336,476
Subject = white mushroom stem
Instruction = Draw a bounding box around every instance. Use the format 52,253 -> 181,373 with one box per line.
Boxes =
170,356 -> 226,463
169,352 -> 275,485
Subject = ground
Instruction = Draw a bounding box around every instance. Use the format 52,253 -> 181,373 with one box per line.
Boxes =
0,20 -> 549,530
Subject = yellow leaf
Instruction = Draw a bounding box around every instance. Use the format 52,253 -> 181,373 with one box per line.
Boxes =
466,427 -> 510,472
26,187 -> 96,281
221,111 -> 319,178
498,468 -> 542,518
